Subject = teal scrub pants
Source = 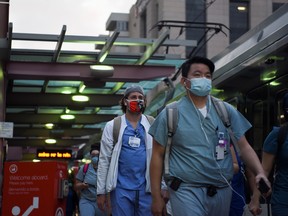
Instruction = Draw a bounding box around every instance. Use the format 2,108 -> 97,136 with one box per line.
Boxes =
79,198 -> 105,216
169,183 -> 232,216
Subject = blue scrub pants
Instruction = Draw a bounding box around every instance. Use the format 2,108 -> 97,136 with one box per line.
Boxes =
169,183 -> 232,216
110,187 -> 152,216
79,198 -> 105,216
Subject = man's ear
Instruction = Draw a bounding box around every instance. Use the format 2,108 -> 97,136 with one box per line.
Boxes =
180,77 -> 186,86
123,98 -> 127,105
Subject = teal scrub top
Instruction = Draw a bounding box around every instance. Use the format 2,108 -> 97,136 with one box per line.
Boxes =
149,96 -> 251,187
263,126 -> 288,206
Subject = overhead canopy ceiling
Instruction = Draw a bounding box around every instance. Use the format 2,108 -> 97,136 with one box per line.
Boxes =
2,24 -> 192,160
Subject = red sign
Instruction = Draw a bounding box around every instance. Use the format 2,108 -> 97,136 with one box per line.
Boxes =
1,161 -> 68,216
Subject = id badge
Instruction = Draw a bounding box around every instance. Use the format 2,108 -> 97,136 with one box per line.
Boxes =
216,145 -> 224,160
128,136 -> 140,148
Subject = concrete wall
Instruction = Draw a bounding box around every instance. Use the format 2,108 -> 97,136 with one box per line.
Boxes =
250,0 -> 272,29
206,0 -> 230,59
128,0 -> 278,59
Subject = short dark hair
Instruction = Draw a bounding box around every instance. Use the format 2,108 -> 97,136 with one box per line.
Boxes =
181,56 -> 215,78
90,146 -> 99,154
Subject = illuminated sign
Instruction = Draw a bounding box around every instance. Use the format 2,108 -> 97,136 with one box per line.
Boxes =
36,150 -> 72,159
0,122 -> 14,138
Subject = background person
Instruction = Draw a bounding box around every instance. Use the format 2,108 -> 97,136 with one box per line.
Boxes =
249,92 -> 288,216
66,171 -> 79,216
75,148 -> 104,216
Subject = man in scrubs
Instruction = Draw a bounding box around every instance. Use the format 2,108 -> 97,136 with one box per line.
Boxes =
149,56 -> 270,216
97,85 -> 154,216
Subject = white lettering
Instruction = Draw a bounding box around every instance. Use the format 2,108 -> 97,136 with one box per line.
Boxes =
31,175 -> 48,180
10,176 -> 31,181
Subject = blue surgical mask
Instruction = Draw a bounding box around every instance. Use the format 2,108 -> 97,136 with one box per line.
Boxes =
188,77 -> 212,96
91,156 -> 99,165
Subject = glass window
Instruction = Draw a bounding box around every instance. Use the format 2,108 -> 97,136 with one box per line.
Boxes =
229,1 -> 249,43
185,0 -> 206,58
273,3 -> 284,12
116,21 -> 129,32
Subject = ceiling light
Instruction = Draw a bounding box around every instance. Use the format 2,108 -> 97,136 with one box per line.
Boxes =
61,90 -> 72,94
45,123 -> 54,129
60,114 -> 75,120
45,139 -> 56,144
72,95 -> 89,102
90,65 -> 114,78
270,81 -> 280,86
261,70 -> 277,81
90,65 -> 114,71
61,87 -> 74,94
79,83 -> 86,93
237,6 -> 246,11
99,53 -> 108,63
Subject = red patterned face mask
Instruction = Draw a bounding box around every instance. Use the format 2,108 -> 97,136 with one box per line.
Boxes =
126,100 -> 144,113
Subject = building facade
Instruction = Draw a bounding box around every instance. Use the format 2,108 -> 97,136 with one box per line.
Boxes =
106,0 -> 286,59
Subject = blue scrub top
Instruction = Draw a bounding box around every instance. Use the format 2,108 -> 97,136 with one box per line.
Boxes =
117,117 -> 147,190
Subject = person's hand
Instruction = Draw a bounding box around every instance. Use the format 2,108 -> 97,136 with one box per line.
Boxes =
248,194 -> 262,216
151,194 -> 166,216
82,182 -> 89,190
97,194 -> 107,212
161,189 -> 170,204
255,174 -> 272,197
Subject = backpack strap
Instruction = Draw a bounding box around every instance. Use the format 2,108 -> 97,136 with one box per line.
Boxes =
113,116 -> 122,146
83,163 -> 89,177
211,96 -> 240,154
164,101 -> 178,179
163,97 -> 239,181
144,114 -> 155,125
277,123 -> 288,152
112,114 -> 154,147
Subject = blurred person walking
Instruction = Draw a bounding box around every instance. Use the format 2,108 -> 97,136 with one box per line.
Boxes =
75,148 -> 104,216
250,92 -> 288,216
